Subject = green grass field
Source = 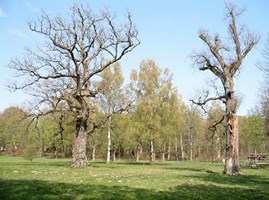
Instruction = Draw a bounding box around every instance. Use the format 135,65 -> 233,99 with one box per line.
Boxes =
0,156 -> 268,200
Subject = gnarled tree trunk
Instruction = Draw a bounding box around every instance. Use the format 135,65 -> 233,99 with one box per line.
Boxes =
224,78 -> 240,174
71,108 -> 89,168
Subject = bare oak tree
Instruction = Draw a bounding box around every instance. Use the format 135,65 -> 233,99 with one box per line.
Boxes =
191,3 -> 258,175
8,4 -> 140,168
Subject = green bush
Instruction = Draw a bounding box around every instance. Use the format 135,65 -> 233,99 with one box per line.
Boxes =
23,144 -> 37,162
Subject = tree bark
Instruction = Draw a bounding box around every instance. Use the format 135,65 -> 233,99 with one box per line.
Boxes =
112,146 -> 116,162
72,133 -> 88,167
223,78 -> 240,175
92,145 -> 96,161
71,115 -> 88,168
216,131 -> 222,161
167,137 -> 171,161
39,137 -> 44,158
136,144 -> 142,162
189,130 -> 193,161
162,143 -> 166,162
175,139 -> 179,161
106,116 -> 112,164
180,133 -> 185,161
150,134 -> 154,163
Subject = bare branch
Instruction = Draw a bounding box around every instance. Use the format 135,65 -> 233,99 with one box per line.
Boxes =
208,115 -> 225,132
225,3 -> 259,76
197,53 -> 225,83
9,4 -> 139,111
190,91 -> 226,114
199,29 -> 226,69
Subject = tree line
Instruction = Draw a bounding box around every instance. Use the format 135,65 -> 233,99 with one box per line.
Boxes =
0,59 -> 268,163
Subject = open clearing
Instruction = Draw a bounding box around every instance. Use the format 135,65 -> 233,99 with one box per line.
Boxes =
0,156 -> 268,200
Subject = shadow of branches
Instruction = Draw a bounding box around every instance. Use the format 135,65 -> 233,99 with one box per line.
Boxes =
0,178 -> 268,200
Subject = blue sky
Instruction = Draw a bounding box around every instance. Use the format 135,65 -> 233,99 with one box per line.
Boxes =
0,0 -> 268,115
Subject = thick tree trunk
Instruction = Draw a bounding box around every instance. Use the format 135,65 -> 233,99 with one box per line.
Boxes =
106,116 -> 112,164
224,113 -> 240,174
72,138 -> 87,167
71,116 -> 88,168
224,78 -> 240,175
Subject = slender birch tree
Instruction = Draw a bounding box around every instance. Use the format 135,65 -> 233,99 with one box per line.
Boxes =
130,59 -> 173,163
97,63 -> 128,164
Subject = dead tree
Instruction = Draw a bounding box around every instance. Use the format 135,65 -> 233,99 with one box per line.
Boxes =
8,4 -> 140,168
191,3 -> 258,175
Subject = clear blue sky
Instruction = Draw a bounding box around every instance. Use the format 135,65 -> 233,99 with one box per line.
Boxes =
0,0 -> 268,115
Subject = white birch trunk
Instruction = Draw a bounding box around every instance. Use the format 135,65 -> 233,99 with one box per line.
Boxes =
106,116 -> 112,164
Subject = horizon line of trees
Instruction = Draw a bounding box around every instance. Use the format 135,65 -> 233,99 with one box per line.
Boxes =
1,59 -> 268,162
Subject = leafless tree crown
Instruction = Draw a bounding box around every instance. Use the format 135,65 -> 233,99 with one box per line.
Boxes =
9,4 -> 140,115
191,3 -> 259,107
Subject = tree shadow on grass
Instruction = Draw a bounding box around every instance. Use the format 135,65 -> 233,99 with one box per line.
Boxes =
165,165 -> 268,185
27,160 -> 70,167
0,158 -> 72,168
165,167 -> 212,173
0,179 -> 268,200
182,172 -> 269,187
89,161 -> 153,169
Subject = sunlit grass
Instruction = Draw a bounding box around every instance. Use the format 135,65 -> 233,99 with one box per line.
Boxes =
0,156 -> 268,199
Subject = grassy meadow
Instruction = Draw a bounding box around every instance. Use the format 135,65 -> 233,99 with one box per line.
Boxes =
0,156 -> 268,200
